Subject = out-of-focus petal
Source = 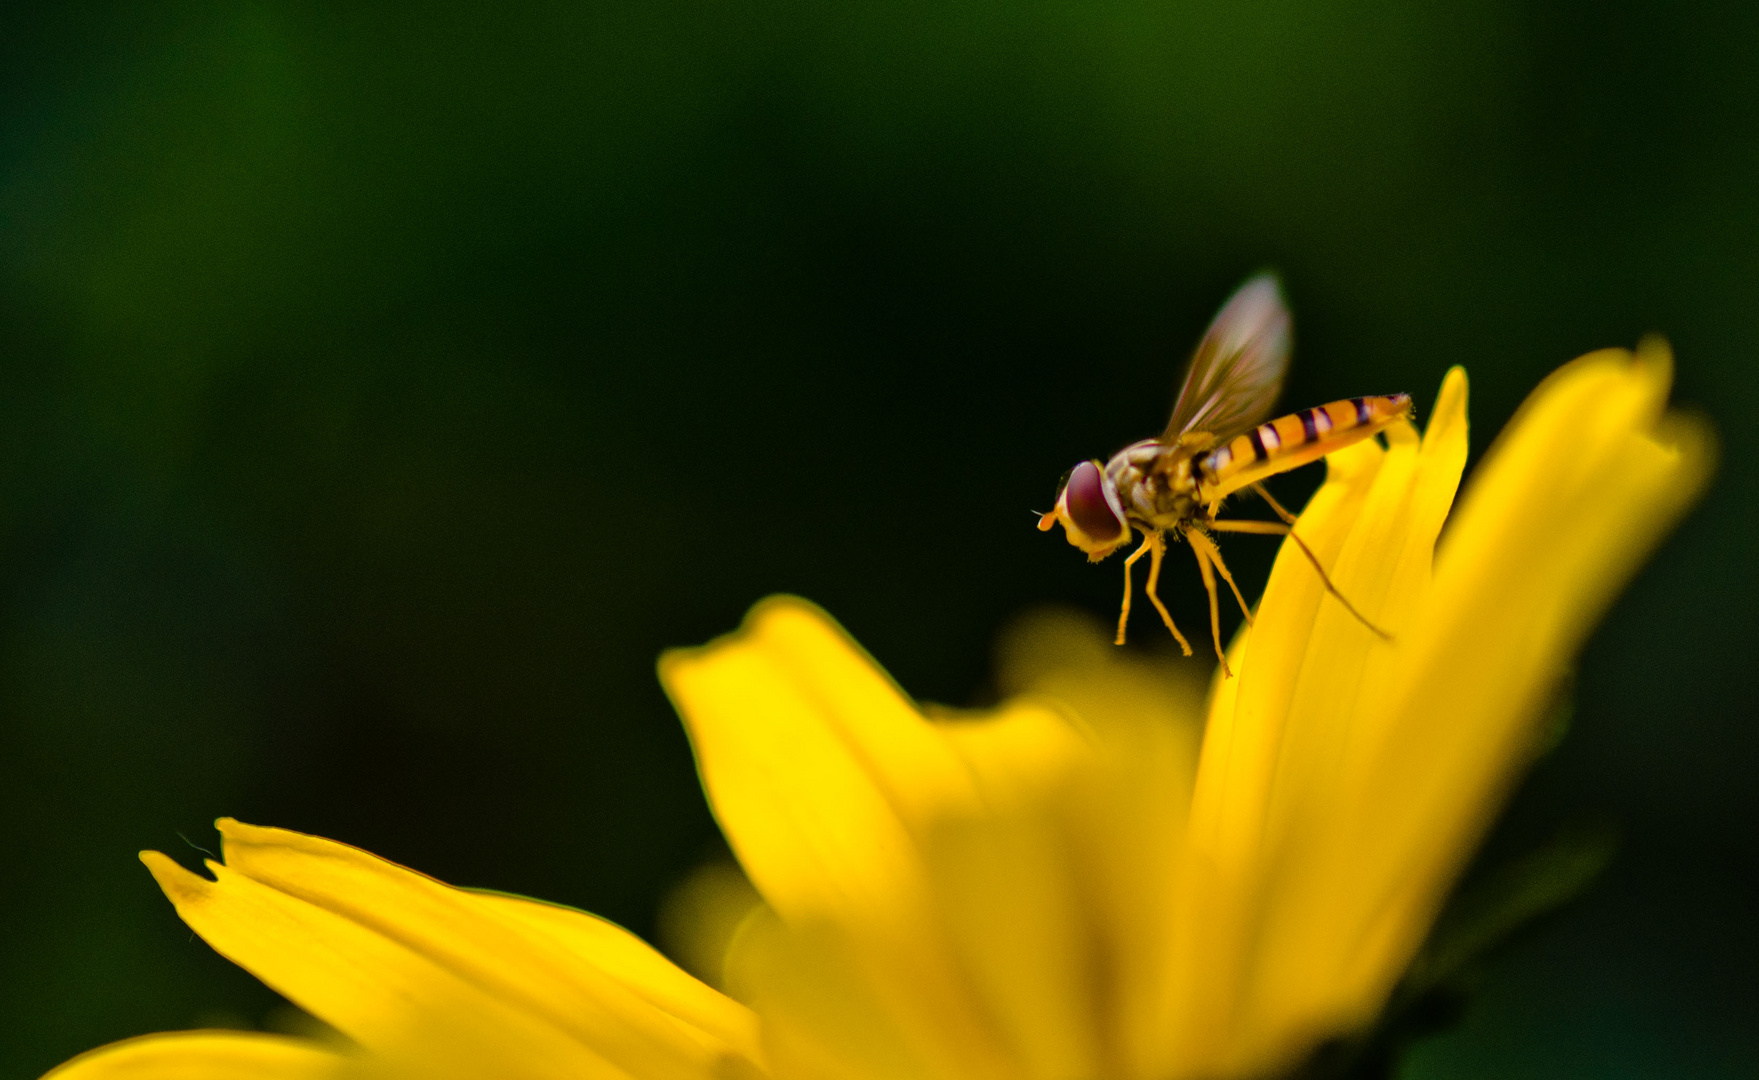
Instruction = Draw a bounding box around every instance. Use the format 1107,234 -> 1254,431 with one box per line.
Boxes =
656,861 -> 767,993
987,609 -> 1204,1079
659,597 -> 979,930
675,602 -> 1210,1080
40,1031 -> 342,1080
727,913 -> 944,1080
927,703 -> 1101,1080
662,598 -> 1021,1080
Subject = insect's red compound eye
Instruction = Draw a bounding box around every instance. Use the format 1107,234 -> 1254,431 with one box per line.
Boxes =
1063,461 -> 1125,543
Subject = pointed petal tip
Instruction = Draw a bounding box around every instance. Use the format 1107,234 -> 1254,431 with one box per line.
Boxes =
1239,269 -> 1285,299
215,817 -> 269,842
1438,364 -> 1469,405
214,817 -> 304,862
1634,333 -> 1674,378
1423,366 -> 1470,450
215,817 -> 322,861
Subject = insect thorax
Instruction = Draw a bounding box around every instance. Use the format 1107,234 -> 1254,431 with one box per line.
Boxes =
1105,437 -> 1207,530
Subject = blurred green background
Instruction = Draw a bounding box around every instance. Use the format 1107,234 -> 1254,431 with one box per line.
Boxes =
0,1 -> 1753,1077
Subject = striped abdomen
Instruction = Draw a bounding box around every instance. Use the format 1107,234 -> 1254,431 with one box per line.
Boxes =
1196,394 -> 1413,502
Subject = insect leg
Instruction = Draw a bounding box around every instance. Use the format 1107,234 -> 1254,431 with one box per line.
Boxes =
1142,531 -> 1193,657
1249,480 -> 1299,525
1185,528 -> 1253,627
1209,518 -> 1393,640
1184,528 -> 1233,678
1115,533 -> 1155,646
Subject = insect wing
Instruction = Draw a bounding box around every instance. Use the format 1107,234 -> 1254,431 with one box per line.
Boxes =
1163,273 -> 1292,441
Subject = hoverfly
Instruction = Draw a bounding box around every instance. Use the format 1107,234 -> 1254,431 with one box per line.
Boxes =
1038,274 -> 1412,676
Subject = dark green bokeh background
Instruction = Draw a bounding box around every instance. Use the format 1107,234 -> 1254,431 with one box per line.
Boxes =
1,2 -> 1753,1077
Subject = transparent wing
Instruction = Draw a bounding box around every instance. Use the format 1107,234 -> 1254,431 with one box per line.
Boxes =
1163,273 -> 1292,441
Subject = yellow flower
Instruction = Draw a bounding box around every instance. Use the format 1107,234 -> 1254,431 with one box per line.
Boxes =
42,344 -> 1709,1080
659,344 -> 1710,1080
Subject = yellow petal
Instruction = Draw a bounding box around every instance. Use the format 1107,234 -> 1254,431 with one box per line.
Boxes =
40,1031 -> 342,1080
1189,432 -> 1386,870
1268,371 -> 1470,899
659,597 -> 979,930
727,703 -> 1112,1080
143,821 -> 763,1080
1243,346 -> 1711,1063
1329,343 -> 1711,997
927,704 -> 1102,1080
468,888 -> 764,1066
662,598 -> 1015,1080
671,601 -> 1211,1080
988,609 -> 1205,1078
1168,430 -> 1391,1069
1161,371 -> 1475,1074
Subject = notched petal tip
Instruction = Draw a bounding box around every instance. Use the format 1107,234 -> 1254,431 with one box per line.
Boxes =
743,593 -> 836,629
1633,333 -> 1674,386
1517,342 -> 1672,432
216,817 -> 305,849
140,849 -> 215,903
659,594 -> 904,713
1651,409 -> 1719,500
658,595 -> 832,677
1623,340 -> 1714,486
